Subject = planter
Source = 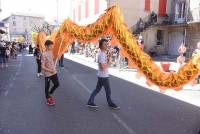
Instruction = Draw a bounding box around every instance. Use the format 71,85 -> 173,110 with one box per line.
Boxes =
161,62 -> 171,72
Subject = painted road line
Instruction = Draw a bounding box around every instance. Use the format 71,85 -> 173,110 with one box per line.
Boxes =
112,113 -> 136,134
63,67 -> 136,134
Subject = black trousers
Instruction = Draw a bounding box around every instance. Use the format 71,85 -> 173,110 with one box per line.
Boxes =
36,59 -> 41,73
45,74 -> 59,99
88,77 -> 113,105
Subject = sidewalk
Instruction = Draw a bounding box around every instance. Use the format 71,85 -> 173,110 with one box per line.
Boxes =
64,53 -> 200,107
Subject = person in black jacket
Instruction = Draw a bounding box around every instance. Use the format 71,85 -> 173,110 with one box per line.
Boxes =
0,42 -> 7,69
59,54 -> 64,67
29,44 -> 33,54
34,45 -> 42,77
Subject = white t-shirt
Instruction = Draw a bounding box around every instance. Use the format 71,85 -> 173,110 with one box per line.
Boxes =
97,51 -> 109,78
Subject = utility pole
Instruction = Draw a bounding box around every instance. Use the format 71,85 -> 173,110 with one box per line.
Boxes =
0,0 -> 2,13
56,0 -> 59,26
107,0 -> 111,7
70,0 -> 73,20
184,0 -> 190,46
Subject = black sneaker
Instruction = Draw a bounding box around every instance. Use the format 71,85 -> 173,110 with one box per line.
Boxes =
109,103 -> 120,110
86,103 -> 98,108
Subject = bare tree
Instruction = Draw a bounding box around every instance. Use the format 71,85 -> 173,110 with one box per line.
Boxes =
32,22 -> 55,35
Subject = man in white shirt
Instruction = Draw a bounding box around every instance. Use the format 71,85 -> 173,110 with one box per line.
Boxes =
87,38 -> 120,110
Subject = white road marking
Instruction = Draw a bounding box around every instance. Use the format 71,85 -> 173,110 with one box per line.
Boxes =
8,83 -> 13,88
12,77 -> 16,81
63,68 -> 92,93
65,54 -> 200,108
63,68 -> 136,134
3,55 -> 23,96
112,113 -> 136,134
4,90 -> 9,96
15,72 -> 19,76
72,75 -> 92,94
7,65 -> 20,67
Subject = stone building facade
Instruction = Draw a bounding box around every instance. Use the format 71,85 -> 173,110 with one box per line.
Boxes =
70,0 -> 107,25
70,0 -> 200,57
3,13 -> 44,42
108,0 -> 200,57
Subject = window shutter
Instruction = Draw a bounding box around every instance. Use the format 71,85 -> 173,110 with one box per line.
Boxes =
85,0 -> 89,18
94,0 -> 99,14
158,0 -> 167,16
145,0 -> 150,11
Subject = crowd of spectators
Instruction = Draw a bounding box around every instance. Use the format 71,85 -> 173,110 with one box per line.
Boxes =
68,41 -> 127,68
68,36 -> 144,69
0,40 -> 28,69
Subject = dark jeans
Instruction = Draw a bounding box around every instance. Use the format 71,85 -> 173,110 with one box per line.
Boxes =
198,75 -> 200,84
36,59 -> 41,73
6,56 -> 9,62
0,56 -> 6,64
88,77 -> 113,105
59,55 -> 64,66
45,74 -> 59,99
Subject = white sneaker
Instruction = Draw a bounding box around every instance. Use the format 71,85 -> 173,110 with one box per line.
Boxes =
37,73 -> 40,77
39,73 -> 43,76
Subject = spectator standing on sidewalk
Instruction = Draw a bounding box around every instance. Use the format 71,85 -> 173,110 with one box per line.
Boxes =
34,45 -> 42,77
137,35 -> 144,50
11,43 -> 17,59
29,44 -> 33,54
70,42 -> 76,54
87,38 -> 120,110
41,40 -> 59,106
0,42 -> 7,69
59,54 -> 64,67
192,42 -> 200,84
177,44 -> 186,66
5,45 -> 10,63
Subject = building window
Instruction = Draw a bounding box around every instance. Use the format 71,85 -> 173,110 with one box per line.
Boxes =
94,0 -> 99,14
157,30 -> 164,45
176,2 -> 186,19
85,0 -> 89,18
158,0 -> 167,16
12,16 -> 16,20
145,0 -> 150,11
13,21 -> 16,26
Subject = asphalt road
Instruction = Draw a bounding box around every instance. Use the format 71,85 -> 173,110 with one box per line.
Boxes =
0,52 -> 200,134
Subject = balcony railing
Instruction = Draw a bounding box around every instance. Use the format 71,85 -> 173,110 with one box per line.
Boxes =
188,6 -> 200,22
131,13 -> 174,35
